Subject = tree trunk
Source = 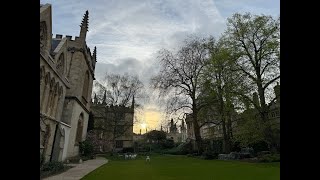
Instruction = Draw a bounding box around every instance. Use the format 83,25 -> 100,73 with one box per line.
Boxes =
227,115 -> 233,139
226,97 -> 233,151
192,102 -> 203,154
256,76 -> 276,151
217,82 -> 231,154
221,118 -> 231,153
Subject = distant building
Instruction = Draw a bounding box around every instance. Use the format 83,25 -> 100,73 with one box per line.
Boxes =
186,83 -> 280,150
133,132 -> 145,142
166,119 -> 187,143
90,94 -> 134,152
239,83 -> 280,149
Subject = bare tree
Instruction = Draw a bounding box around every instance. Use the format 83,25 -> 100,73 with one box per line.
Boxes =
91,73 -> 146,152
93,73 -> 145,107
151,36 -> 212,153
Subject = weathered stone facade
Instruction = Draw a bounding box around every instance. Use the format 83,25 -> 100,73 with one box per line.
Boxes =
90,96 -> 134,152
166,119 -> 187,143
40,4 -> 96,163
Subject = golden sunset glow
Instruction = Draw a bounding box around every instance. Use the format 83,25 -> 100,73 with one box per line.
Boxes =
141,123 -> 147,129
133,108 -> 162,134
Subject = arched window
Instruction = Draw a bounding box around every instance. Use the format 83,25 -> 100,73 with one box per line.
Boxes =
82,71 -> 90,102
56,53 -> 65,75
46,78 -> 55,114
40,21 -> 47,52
75,113 -> 84,144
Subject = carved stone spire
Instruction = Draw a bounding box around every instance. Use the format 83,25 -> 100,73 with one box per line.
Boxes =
93,46 -> 97,62
93,93 -> 98,104
92,46 -> 97,70
79,10 -> 89,43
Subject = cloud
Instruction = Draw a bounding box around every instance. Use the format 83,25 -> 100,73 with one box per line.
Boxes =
43,0 -> 279,65
43,0 -> 230,64
94,57 -> 159,86
42,0 -> 279,126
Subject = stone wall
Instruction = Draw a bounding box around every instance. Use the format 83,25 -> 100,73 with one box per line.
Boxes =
41,3 -> 96,163
65,101 -> 89,158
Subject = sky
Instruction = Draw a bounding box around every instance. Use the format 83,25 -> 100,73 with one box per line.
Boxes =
42,0 -> 280,133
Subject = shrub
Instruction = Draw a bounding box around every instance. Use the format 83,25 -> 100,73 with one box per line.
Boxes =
160,139 -> 175,149
259,153 -> 280,162
231,141 -> 241,152
249,140 -> 269,154
202,150 -> 218,160
41,161 -> 65,172
211,139 -> 223,154
122,147 -> 134,153
257,151 -> 271,157
79,140 -> 94,157
163,141 -> 193,155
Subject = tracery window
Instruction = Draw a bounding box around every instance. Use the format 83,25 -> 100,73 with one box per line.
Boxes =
75,113 -> 84,144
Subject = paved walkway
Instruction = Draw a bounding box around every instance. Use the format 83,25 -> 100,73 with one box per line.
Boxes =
43,157 -> 108,180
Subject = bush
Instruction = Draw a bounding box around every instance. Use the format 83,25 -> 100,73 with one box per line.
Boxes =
202,150 -> 218,160
259,153 -> 280,162
41,161 -> 65,172
257,151 -> 271,157
249,140 -> 269,154
122,147 -> 134,153
231,141 -> 241,152
79,140 -> 94,157
40,161 -> 72,179
163,141 -> 193,155
160,139 -> 175,149
211,139 -> 223,154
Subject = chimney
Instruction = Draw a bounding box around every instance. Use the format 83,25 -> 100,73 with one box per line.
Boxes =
55,34 -> 63,39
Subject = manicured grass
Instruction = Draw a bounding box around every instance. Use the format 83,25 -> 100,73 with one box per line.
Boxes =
82,155 -> 279,180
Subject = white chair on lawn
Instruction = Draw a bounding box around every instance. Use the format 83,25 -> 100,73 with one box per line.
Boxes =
146,156 -> 150,162
132,154 -> 137,159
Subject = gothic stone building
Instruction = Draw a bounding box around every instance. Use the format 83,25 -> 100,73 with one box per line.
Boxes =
40,4 -> 96,163
166,119 -> 187,143
90,95 -> 134,152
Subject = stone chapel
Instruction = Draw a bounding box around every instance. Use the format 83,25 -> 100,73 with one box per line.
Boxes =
40,4 -> 96,163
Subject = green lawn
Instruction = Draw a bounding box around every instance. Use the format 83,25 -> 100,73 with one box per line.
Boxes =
82,155 -> 280,180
